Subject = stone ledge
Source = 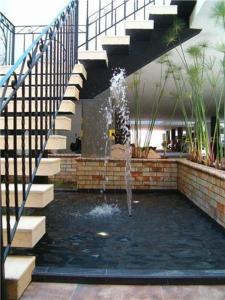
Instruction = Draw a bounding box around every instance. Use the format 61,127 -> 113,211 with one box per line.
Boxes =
177,159 -> 225,181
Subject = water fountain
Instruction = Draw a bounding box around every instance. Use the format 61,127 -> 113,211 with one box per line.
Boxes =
91,69 -> 132,217
109,68 -> 133,216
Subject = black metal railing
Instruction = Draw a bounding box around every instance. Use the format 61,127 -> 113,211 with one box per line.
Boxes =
0,12 -> 15,65
0,0 -> 78,298
79,0 -> 168,50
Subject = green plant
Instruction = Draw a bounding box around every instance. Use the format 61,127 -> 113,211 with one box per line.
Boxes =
129,57 -> 168,158
164,17 -> 225,167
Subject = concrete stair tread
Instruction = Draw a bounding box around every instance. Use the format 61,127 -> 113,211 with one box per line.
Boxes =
3,216 -> 46,248
68,74 -> 83,89
78,51 -> 108,68
149,5 -> 177,15
125,20 -> 154,30
1,157 -> 61,176
0,85 -> 79,100
149,5 -> 178,28
73,64 -> 87,80
101,35 -> 130,45
3,99 -> 75,114
1,183 -> 54,208
5,256 -> 35,300
125,20 -> 154,40
0,134 -> 67,150
0,116 -> 71,131
101,36 -> 130,55
63,85 -> 79,100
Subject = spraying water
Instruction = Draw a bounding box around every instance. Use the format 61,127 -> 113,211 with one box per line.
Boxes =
87,203 -> 120,218
110,69 -> 133,216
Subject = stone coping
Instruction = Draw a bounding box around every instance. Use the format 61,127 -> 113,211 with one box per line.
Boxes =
49,154 -> 81,158
76,157 -> 177,163
177,159 -> 225,181
49,153 -> 225,181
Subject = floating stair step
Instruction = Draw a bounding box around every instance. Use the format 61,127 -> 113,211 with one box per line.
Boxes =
59,99 -> 76,114
5,256 -> 35,300
1,99 -> 75,114
1,184 -> 54,208
0,85 -> 79,99
125,20 -> 154,40
149,5 -> 177,28
63,85 -> 80,100
0,65 -> 85,86
1,157 -> 61,176
3,216 -> 46,248
78,51 -> 108,68
0,116 -> 71,131
73,63 -> 87,80
101,36 -> 130,55
68,74 -> 83,89
0,135 -> 67,150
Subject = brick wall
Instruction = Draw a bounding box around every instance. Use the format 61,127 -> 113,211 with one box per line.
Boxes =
49,154 -> 78,185
76,158 -> 177,190
49,155 -> 177,190
177,159 -> 225,227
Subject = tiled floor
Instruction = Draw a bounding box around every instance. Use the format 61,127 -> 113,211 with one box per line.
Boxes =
21,282 -> 225,300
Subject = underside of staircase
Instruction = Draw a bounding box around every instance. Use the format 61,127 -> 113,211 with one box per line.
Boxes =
78,1 -> 200,99
0,0 -> 200,299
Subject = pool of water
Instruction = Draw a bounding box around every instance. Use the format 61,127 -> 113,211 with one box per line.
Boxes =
16,191 -> 225,274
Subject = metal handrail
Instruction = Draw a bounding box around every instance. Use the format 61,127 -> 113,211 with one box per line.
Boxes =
79,0 -> 157,50
0,12 -> 15,65
0,1 -> 79,299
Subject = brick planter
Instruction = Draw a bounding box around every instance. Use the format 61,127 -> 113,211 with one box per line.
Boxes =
177,159 -> 225,228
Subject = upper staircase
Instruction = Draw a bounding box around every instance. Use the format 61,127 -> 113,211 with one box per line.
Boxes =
78,0 -> 200,99
0,0 -> 200,299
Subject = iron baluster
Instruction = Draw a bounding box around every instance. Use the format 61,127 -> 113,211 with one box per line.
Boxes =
21,81 -> 26,203
86,0 -> 89,50
111,1 -> 113,25
95,21 -> 98,50
4,105 -> 11,246
28,54 -> 33,183
13,91 -> 19,221
99,0 -> 101,35
40,44 -> 44,149
45,48 -> 49,141
53,36 -> 56,134
34,63 -> 38,168
115,8 -> 117,35
56,27 -> 60,111
49,30 -> 53,132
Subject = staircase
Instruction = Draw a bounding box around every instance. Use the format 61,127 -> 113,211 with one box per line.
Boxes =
78,0 -> 200,99
0,1 -> 87,299
0,0 -> 200,299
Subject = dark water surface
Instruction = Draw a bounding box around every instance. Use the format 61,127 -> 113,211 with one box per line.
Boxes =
17,191 -> 225,271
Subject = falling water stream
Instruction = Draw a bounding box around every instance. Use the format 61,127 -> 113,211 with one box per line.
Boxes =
109,69 -> 133,216
93,69 -> 132,217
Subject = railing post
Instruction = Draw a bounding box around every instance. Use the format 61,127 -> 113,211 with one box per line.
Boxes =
111,1 -> 113,25
85,0 -> 89,50
0,153 -> 6,300
99,0 -> 101,33
75,0 -> 79,63
11,26 -> 15,65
